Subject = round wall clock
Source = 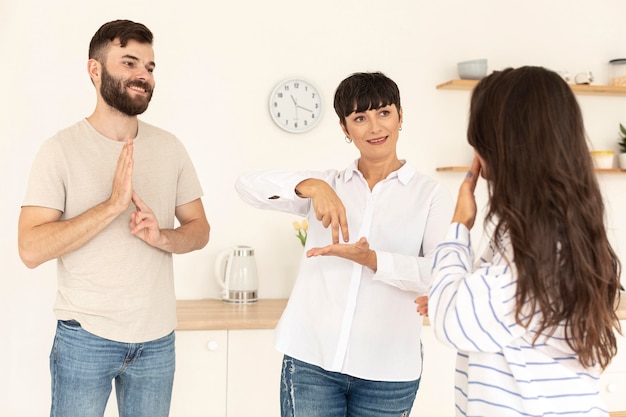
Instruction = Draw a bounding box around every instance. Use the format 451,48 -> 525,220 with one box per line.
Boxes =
269,78 -> 323,133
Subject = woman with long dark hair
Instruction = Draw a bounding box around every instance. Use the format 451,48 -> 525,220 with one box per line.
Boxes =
428,66 -> 622,416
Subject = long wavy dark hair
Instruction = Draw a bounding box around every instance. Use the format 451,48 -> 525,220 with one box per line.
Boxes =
468,66 -> 622,369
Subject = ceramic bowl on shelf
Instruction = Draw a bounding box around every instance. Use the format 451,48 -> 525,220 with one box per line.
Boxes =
457,59 -> 488,80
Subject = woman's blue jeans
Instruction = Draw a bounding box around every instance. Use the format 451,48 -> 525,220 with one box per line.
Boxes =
50,320 -> 175,417
280,355 -> 420,417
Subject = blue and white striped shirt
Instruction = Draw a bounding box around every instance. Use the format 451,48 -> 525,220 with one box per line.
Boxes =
429,223 -> 608,417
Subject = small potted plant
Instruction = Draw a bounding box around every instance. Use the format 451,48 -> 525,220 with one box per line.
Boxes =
619,123 -> 626,169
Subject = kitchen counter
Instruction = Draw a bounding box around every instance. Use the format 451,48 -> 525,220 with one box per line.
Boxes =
176,298 -> 288,330
175,298 -> 431,330
176,296 -> 626,331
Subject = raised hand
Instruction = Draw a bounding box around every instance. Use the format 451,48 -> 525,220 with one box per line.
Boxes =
109,140 -> 135,214
306,237 -> 376,270
452,156 -> 481,230
296,178 -> 349,244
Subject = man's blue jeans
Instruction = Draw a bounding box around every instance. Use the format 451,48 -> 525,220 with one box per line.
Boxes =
50,320 -> 175,417
280,355 -> 420,417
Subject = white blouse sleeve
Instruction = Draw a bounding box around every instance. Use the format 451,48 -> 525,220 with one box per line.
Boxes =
235,168 -> 338,216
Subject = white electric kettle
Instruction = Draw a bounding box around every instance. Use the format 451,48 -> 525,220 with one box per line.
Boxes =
214,245 -> 258,303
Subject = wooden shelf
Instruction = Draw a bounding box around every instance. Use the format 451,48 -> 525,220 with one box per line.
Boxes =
436,166 -> 626,173
436,79 -> 480,91
436,166 -> 471,172
436,79 -> 626,96
594,168 -> 626,173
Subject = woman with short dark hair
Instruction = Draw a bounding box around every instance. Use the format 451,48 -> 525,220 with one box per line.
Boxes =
237,71 -> 453,417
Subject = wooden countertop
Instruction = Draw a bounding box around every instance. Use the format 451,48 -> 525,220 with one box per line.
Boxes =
176,298 -> 288,330
176,296 -> 626,331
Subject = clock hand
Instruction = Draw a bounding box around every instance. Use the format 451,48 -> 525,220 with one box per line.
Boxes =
296,105 -> 313,112
290,95 -> 297,105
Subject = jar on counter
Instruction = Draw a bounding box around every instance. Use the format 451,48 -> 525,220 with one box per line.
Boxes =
609,59 -> 626,86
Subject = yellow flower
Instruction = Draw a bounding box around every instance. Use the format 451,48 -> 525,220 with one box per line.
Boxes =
293,219 -> 308,247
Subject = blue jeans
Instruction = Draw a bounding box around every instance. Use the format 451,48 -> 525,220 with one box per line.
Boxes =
50,320 -> 175,417
280,355 -> 420,417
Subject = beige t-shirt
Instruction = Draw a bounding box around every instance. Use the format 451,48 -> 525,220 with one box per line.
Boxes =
23,119 -> 204,343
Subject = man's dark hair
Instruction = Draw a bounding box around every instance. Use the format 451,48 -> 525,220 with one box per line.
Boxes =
88,20 -> 153,63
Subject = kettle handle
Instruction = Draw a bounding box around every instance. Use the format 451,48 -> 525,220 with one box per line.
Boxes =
214,248 -> 233,292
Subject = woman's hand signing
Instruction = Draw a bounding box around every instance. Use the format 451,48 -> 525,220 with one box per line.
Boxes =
307,237 -> 377,271
295,179 -> 349,244
452,156 -> 481,230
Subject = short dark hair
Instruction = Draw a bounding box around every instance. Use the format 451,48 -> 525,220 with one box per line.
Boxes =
88,20 -> 153,63
333,72 -> 401,126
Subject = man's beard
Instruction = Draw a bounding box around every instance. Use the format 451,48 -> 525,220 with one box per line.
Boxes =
100,65 -> 153,116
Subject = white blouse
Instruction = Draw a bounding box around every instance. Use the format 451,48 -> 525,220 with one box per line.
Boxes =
235,160 -> 453,381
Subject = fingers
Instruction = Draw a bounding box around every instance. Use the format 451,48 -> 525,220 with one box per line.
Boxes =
316,210 -> 329,226
118,140 -> 134,179
338,212 -> 349,243
313,202 -> 349,244
110,141 -> 134,212
307,180 -> 350,244
415,296 -> 429,316
129,201 -> 158,243
131,191 -> 145,210
452,156 -> 480,229
464,156 -> 481,192
331,220 -> 340,244
328,209 -> 350,244
130,192 -> 153,223
329,212 -> 343,244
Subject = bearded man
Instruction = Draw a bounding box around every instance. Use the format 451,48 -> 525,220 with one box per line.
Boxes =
18,20 -> 210,417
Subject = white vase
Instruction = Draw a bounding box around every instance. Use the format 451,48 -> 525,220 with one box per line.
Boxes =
619,153 -> 626,169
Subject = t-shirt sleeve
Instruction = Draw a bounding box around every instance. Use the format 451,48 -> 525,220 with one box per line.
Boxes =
175,140 -> 204,206
22,138 -> 67,212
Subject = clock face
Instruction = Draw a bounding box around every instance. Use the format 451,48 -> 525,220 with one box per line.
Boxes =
269,78 -> 323,133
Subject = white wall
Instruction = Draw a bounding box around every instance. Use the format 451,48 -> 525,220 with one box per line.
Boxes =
2,0 -> 626,415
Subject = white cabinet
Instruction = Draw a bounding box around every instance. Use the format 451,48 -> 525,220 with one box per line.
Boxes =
104,329 -> 282,417
171,329 -> 282,417
227,330 -> 283,417
170,330 -> 229,417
